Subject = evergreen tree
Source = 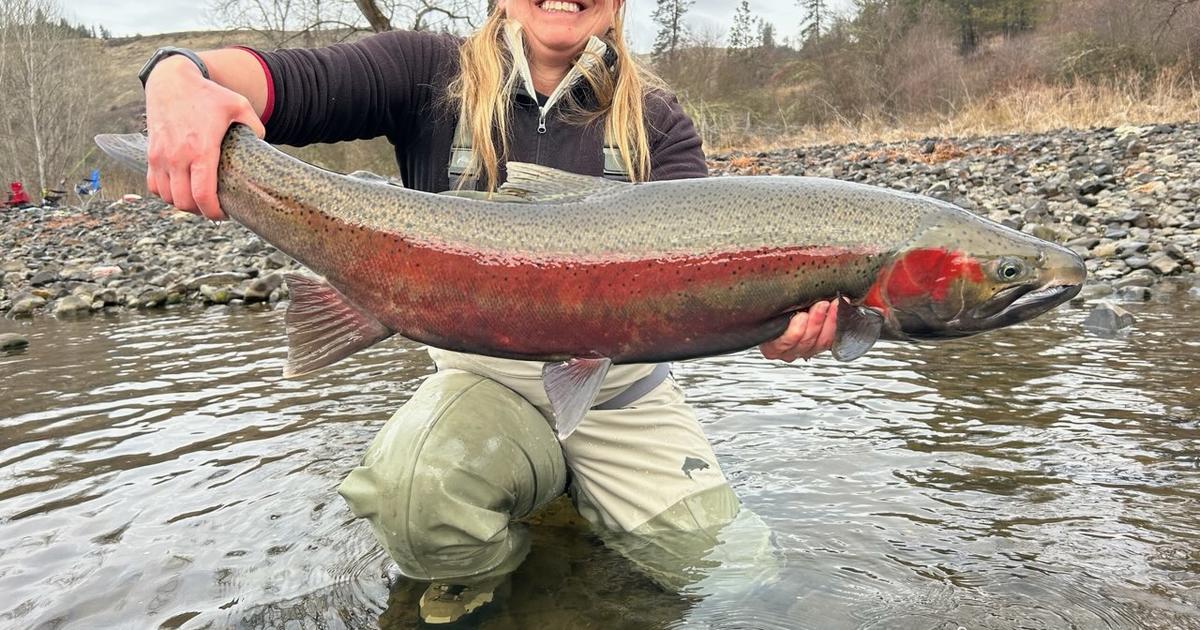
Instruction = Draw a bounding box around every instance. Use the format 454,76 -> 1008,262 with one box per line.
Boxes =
757,18 -> 776,49
652,0 -> 693,58
798,0 -> 827,45
728,0 -> 754,49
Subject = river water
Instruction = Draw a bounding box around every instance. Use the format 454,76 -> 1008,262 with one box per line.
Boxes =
1,286 -> 1197,629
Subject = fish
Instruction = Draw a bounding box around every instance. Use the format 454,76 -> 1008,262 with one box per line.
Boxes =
95,125 -> 1086,437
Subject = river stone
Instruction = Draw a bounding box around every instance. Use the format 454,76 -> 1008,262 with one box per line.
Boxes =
10,293 -> 46,316
1067,236 -> 1100,249
265,251 -> 291,269
185,272 -> 248,290
0,333 -> 29,351
90,265 -> 123,281
1113,269 -> 1158,288
1021,224 -> 1056,242
94,288 -> 119,305
200,284 -> 232,304
1083,302 -> 1135,333
1073,283 -> 1114,304
60,266 -> 91,282
138,289 -> 168,308
1148,254 -> 1180,275
243,273 -> 282,303
29,269 -> 59,287
53,295 -> 92,317
1116,286 -> 1152,301
1125,256 -> 1150,270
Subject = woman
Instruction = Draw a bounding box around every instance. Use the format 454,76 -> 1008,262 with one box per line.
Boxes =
142,0 -> 837,623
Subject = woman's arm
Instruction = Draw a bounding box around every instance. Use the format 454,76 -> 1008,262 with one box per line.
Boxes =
141,31 -> 457,220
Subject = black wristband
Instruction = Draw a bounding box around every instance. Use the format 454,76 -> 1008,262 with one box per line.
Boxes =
138,47 -> 210,87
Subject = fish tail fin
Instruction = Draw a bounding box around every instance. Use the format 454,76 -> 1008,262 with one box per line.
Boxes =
282,273 -> 394,377
94,133 -> 149,174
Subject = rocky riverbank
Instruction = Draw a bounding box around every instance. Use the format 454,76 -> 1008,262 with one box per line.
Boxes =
2,123 -> 1197,323
710,122 -> 1199,303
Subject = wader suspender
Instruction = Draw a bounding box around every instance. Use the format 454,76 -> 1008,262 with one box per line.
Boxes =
447,113 -> 632,191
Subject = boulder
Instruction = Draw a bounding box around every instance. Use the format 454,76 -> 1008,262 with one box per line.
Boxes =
0,333 -> 29,351
1083,302 -> 1135,334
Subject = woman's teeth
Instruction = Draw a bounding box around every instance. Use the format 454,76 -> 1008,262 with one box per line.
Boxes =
540,1 -> 581,13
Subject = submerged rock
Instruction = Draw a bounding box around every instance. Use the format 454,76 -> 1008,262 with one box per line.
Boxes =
1083,302 -> 1136,334
0,332 -> 29,351
10,294 -> 46,316
53,295 -> 92,317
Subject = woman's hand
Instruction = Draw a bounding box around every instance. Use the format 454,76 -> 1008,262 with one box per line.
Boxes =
144,55 -> 266,221
759,299 -> 838,362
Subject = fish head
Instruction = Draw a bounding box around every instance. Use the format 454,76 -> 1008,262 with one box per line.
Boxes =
865,210 -> 1087,339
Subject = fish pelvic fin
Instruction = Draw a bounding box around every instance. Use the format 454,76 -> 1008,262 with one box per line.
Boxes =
282,273 -> 393,377
831,295 -> 884,362
542,357 -> 612,439
94,133 -> 149,174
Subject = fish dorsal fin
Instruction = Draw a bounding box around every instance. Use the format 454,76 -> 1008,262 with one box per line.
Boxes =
499,162 -> 629,203
347,170 -> 404,188
831,295 -> 884,362
542,357 -> 612,439
438,189 -> 530,204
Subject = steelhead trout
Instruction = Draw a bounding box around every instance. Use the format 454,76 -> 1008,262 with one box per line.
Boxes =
96,126 -> 1086,437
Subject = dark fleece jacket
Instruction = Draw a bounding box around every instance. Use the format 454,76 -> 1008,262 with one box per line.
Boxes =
249,30 -> 707,193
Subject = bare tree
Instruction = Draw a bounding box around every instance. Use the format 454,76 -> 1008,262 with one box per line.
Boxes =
0,0 -> 97,195
209,0 -> 363,46
208,0 -> 484,43
355,0 -> 393,31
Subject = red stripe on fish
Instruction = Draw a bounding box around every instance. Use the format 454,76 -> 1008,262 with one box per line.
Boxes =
332,235 -> 883,362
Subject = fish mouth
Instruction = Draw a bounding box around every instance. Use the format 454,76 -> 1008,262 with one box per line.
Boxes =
975,282 -> 1081,326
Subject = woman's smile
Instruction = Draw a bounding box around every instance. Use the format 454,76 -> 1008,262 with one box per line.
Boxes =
537,0 -> 584,14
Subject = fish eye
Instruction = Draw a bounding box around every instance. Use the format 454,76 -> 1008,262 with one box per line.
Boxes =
998,258 -> 1024,281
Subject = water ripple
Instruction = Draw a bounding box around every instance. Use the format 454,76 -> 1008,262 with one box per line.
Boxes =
0,294 -> 1197,628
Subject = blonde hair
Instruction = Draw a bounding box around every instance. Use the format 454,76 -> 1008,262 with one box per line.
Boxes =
448,4 -> 662,191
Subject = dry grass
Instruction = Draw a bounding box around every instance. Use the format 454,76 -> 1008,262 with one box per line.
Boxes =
706,66 -> 1200,152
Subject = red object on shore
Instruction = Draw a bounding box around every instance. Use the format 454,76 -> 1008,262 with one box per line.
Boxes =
6,182 -> 31,207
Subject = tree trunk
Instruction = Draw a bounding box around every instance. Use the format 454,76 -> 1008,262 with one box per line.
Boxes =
354,0 -> 392,32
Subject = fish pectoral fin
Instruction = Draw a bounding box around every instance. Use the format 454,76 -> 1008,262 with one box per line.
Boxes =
500,162 -> 630,203
282,274 -> 393,377
831,295 -> 884,362
542,357 -> 612,439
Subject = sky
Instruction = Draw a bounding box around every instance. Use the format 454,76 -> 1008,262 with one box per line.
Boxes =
66,0 -> 854,51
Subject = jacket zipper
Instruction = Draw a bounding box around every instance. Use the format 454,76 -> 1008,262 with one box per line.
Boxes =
535,107 -> 548,163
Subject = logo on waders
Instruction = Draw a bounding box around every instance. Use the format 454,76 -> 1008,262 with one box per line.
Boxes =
682,457 -> 710,480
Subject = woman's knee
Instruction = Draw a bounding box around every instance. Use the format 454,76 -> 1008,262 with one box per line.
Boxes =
339,369 -> 566,577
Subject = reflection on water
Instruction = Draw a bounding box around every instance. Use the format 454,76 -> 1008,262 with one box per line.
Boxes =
1,286 -> 1198,629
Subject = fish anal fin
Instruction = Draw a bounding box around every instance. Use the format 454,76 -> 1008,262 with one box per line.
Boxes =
283,273 -> 393,377
542,357 -> 612,439
500,163 -> 629,203
831,295 -> 884,362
